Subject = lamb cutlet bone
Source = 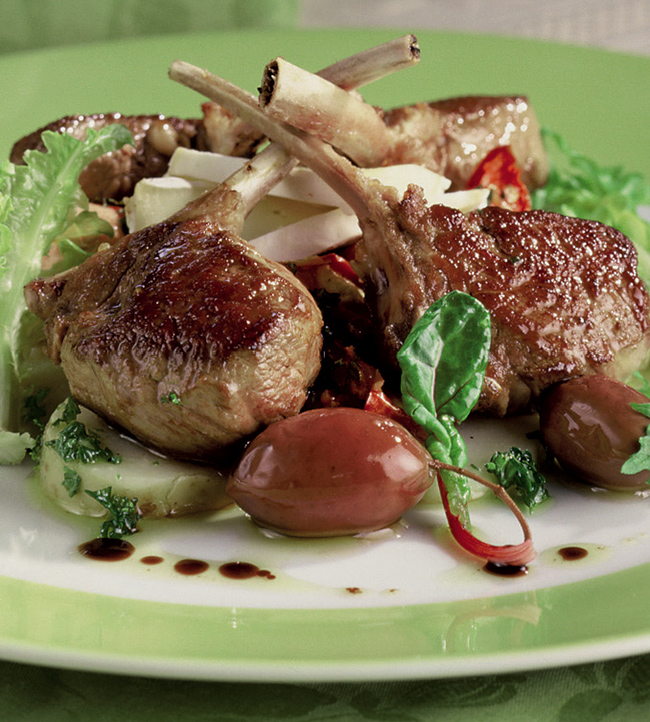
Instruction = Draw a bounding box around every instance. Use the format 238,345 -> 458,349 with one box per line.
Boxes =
170,60 -> 650,416
260,57 -> 549,191
24,40 -> 419,460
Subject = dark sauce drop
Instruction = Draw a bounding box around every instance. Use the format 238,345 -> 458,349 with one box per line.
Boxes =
140,555 -> 164,565
78,538 -> 135,562
484,561 -> 528,577
174,558 -> 209,576
558,546 -> 589,561
219,561 -> 275,580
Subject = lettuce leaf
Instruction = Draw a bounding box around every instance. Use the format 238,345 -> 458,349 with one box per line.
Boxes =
0,126 -> 132,464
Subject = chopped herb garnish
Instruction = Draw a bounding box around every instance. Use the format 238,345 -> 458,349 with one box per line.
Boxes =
85,487 -> 141,539
161,391 -> 182,405
45,398 -> 120,465
23,388 -> 50,430
55,396 -> 82,425
46,420 -> 121,464
62,466 -> 82,497
485,447 -> 549,511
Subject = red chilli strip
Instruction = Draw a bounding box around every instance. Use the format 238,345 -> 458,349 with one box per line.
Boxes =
293,252 -> 362,287
466,146 -> 532,212
435,467 -> 536,567
364,386 -> 428,442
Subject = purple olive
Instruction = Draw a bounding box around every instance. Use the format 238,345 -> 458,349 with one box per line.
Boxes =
539,375 -> 650,491
227,407 -> 432,536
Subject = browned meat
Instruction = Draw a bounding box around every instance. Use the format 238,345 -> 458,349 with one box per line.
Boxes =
10,113 -> 201,202
25,151 -> 323,460
8,108 -> 263,203
169,65 -> 650,417
382,95 -> 549,191
353,192 -> 650,414
23,39 -> 426,458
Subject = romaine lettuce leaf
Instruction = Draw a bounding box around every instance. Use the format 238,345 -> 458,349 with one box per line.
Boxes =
0,126 -> 132,463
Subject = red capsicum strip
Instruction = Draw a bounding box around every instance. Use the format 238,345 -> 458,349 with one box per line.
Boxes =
434,463 -> 536,566
466,145 -> 532,212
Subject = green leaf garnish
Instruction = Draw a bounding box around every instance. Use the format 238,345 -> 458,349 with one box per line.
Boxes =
398,290 -> 491,517
0,125 -> 132,464
485,447 -> 549,511
85,487 -> 141,539
62,466 -> 82,497
45,398 -> 120,465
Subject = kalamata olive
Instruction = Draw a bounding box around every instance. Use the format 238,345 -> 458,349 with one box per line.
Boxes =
539,375 -> 650,491
227,407 -> 432,536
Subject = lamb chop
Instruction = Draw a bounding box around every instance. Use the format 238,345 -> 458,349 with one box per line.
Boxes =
260,57 -> 549,191
24,38 -> 420,460
9,36 -> 421,204
169,60 -> 650,417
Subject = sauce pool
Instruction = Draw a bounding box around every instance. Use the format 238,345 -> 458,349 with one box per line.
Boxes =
78,538 -> 135,562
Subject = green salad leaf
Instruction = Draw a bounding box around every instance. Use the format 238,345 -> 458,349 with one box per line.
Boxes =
397,291 -> 491,519
621,401 -> 650,476
0,126 -> 132,464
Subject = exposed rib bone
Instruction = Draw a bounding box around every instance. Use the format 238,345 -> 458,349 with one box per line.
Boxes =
169,35 -> 421,234
257,35 -> 419,166
169,61 -> 379,218
312,34 -> 419,90
260,58 -> 393,166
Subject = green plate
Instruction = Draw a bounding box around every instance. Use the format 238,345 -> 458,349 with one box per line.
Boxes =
1,29 -> 650,682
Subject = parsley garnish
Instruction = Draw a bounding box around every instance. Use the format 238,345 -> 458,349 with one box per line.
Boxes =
23,388 -> 50,430
161,391 -> 182,405
85,487 -> 141,539
45,398 -> 121,465
62,466 -> 82,497
485,447 -> 550,511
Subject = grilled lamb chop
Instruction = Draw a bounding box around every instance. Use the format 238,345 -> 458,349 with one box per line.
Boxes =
260,59 -> 548,191
23,37 -> 420,459
170,61 -> 650,416
25,144 -> 324,460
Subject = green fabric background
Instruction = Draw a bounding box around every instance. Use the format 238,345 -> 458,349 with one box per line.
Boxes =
0,0 -> 299,54
4,655 -> 650,721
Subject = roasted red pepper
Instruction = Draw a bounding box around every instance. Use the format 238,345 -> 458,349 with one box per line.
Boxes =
467,146 -> 532,212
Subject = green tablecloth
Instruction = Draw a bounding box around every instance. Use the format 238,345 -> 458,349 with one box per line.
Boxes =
0,0 -> 299,54
3,654 -> 650,721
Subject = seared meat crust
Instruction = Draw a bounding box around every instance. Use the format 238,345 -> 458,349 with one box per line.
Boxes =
355,191 -> 650,415
9,106 -> 264,203
382,95 -> 549,190
26,212 -> 323,460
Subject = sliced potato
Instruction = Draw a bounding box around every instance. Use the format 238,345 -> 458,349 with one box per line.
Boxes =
39,399 -> 231,518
